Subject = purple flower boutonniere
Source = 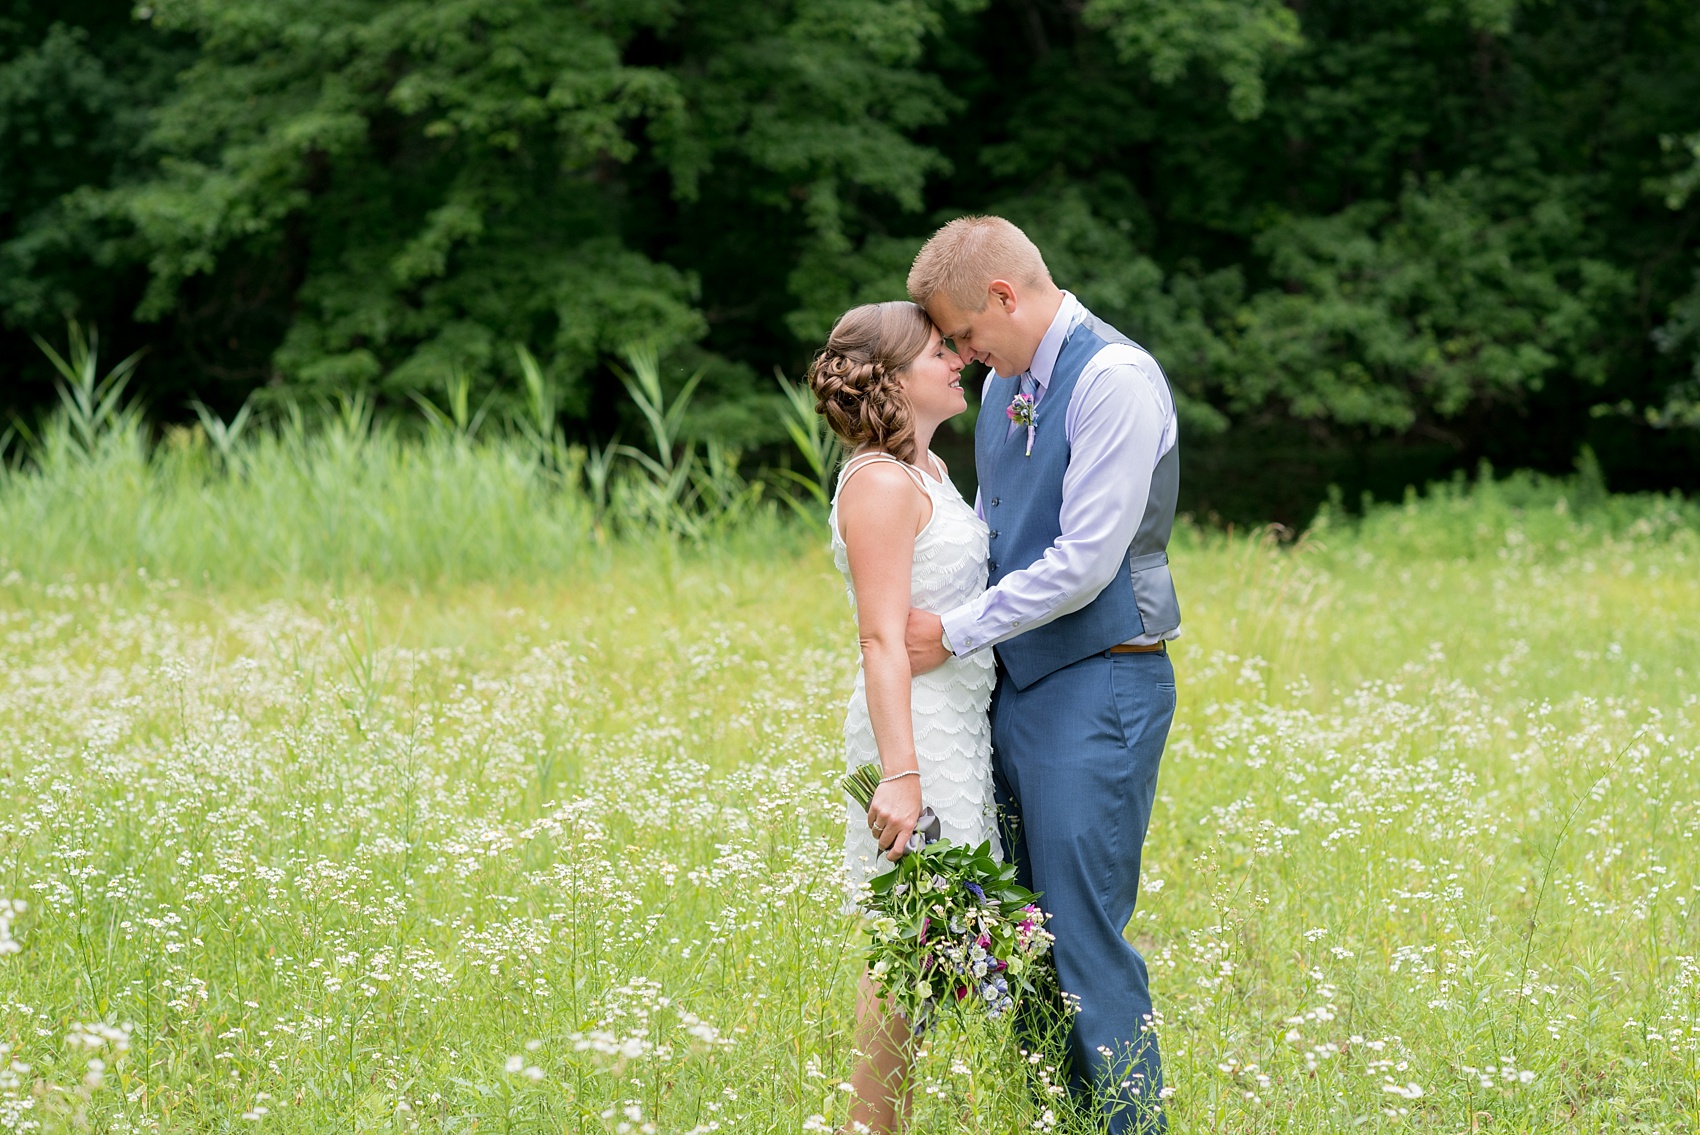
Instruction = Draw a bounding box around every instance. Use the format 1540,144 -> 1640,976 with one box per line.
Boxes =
1006,392 -> 1037,457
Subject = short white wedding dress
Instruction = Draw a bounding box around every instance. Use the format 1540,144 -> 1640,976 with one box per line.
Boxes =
831,450 -> 1001,907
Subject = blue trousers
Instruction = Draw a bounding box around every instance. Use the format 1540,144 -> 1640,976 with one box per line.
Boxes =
992,648 -> 1175,1133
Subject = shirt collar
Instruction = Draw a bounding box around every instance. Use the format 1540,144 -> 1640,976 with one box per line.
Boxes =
1026,291 -> 1081,391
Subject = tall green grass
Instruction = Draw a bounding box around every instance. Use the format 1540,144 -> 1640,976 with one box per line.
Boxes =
1,419 -> 599,585
0,338 -> 814,585
1311,451 -> 1699,561
4,389 -> 1696,589
7,319 -> 1695,589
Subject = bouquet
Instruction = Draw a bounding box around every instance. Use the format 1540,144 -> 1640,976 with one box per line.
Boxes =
841,763 -> 1055,1032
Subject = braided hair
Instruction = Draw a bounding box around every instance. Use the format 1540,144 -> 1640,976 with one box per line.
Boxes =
807,301 -> 933,465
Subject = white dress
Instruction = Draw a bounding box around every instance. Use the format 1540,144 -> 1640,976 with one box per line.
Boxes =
831,451 -> 1001,908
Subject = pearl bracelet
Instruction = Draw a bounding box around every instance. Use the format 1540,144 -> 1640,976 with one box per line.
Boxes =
879,769 -> 920,784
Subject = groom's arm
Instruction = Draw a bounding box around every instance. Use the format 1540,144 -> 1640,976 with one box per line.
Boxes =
925,347 -> 1170,661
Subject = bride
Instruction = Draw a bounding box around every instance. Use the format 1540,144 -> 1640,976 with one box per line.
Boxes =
808,301 -> 1000,1134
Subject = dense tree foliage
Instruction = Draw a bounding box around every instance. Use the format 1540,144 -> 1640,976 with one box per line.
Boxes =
3,0 -> 1697,516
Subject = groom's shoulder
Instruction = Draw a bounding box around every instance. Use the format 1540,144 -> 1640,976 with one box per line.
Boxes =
1076,308 -> 1136,351
1080,334 -> 1164,386
1075,310 -> 1161,372
1069,303 -> 1167,390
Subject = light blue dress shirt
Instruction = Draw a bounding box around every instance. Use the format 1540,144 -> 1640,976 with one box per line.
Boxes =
941,293 -> 1180,655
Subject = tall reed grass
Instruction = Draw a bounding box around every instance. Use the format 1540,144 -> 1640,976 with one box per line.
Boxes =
7,321 -> 1695,590
4,412 -> 1693,591
0,420 -> 603,585
1,336 -> 814,586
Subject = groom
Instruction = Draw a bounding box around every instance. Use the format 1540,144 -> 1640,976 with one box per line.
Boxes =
903,216 -> 1181,1131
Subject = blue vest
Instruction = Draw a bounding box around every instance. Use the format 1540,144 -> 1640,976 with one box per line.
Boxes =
974,308 -> 1182,690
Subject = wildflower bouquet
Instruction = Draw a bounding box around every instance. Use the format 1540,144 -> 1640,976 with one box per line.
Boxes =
842,763 -> 1055,1031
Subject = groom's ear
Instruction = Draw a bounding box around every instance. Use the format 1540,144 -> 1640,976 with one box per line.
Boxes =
988,279 -> 1018,314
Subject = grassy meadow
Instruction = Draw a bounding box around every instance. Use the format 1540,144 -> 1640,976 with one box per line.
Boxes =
2,423 -> 1699,1133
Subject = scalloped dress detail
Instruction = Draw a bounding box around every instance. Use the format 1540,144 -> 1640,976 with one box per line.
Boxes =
830,453 -> 1000,910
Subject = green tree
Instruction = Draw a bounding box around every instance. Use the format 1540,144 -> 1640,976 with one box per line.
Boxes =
3,0 -> 1698,511
1084,0 -> 1302,121
0,3 -> 190,378
8,0 -> 973,436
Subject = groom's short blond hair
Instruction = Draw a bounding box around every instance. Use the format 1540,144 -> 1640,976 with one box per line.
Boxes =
907,215 -> 1053,313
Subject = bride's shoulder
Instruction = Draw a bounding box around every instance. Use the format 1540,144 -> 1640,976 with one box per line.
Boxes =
834,455 -> 931,538
837,456 -> 925,500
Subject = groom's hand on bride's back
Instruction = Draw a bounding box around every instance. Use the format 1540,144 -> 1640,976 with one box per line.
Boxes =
905,608 -> 950,675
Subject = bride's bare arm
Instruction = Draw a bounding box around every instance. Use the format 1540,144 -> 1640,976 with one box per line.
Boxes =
838,461 -> 932,861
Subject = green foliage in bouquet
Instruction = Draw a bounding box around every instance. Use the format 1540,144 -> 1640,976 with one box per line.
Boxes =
840,763 -> 1056,1033
840,763 -> 886,814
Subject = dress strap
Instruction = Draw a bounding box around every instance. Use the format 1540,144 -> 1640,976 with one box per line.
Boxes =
837,452 -> 931,493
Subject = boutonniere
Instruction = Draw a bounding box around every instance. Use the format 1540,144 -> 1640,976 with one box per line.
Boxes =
1006,391 -> 1037,457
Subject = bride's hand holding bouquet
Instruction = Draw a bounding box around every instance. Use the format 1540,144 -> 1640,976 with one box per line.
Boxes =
865,767 -> 923,862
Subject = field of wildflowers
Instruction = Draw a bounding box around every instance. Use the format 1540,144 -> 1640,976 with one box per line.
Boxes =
2,442 -> 1698,1132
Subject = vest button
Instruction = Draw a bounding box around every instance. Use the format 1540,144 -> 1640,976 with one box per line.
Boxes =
990,561 -> 998,571
990,497 -> 1000,507
990,530 -> 998,539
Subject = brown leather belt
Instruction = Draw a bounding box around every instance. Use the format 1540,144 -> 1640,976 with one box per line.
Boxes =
1108,642 -> 1166,654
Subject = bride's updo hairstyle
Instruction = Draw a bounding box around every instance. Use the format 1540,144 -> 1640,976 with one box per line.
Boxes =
808,300 -> 933,465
